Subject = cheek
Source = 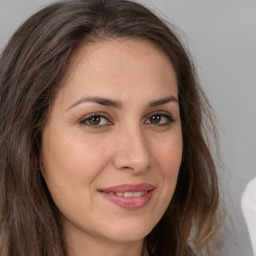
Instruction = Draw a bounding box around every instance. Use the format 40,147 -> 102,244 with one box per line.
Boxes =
41,129 -> 113,223
152,131 -> 182,191
41,128 -> 110,191
155,132 -> 183,170
147,132 -> 182,225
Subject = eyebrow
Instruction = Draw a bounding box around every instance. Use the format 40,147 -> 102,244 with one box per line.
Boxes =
66,96 -> 121,111
66,95 -> 178,111
148,95 -> 178,107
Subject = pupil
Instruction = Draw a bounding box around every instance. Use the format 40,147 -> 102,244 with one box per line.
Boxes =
150,115 -> 161,123
90,116 -> 100,125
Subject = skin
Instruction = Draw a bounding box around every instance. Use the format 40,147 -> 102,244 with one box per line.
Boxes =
41,39 -> 183,256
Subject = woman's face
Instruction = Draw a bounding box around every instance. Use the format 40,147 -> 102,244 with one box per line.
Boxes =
41,39 -> 182,248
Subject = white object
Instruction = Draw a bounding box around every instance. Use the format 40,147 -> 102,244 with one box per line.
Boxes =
241,177 -> 256,256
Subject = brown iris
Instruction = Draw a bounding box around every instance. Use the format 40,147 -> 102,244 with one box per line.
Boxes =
88,116 -> 101,125
149,115 -> 161,124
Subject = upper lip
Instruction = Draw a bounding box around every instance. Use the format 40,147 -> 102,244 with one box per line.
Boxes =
98,183 -> 155,193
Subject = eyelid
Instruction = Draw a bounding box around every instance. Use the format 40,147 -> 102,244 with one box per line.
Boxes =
79,112 -> 112,127
144,111 -> 175,125
77,110 -> 175,128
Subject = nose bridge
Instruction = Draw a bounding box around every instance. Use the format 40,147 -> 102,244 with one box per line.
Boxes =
113,122 -> 151,173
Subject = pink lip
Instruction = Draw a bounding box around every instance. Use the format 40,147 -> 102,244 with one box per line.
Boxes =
98,183 -> 155,210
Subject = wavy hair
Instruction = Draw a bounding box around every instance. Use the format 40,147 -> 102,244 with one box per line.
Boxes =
0,0 -> 222,255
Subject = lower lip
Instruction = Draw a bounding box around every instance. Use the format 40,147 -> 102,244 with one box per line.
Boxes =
100,190 -> 154,210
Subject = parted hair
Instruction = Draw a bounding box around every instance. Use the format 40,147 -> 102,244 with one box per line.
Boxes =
0,0 -> 222,255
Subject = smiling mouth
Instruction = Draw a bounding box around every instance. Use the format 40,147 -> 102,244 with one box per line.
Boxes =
98,183 -> 155,209
106,191 -> 148,197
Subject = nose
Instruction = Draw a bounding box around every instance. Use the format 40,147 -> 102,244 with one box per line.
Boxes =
112,126 -> 151,174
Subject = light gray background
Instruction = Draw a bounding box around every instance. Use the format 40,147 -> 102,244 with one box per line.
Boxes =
0,0 -> 255,255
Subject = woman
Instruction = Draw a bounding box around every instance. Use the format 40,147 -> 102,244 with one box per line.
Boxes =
0,0 -> 222,255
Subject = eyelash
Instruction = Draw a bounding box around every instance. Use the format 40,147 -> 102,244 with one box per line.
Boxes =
79,113 -> 111,128
145,112 -> 175,126
79,112 -> 175,128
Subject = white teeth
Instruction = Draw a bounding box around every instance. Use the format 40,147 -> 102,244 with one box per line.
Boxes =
124,192 -> 133,197
133,191 -> 145,197
108,191 -> 147,197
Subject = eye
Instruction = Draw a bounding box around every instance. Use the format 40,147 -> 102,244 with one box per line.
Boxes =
79,114 -> 111,127
145,113 -> 175,126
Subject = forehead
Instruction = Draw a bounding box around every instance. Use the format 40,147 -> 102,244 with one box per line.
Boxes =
67,38 -> 176,80
56,38 -> 178,106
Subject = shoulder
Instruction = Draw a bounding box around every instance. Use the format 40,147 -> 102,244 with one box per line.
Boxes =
241,177 -> 256,212
242,177 -> 256,202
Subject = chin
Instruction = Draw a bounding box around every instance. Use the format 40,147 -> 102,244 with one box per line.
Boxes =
101,221 -> 153,243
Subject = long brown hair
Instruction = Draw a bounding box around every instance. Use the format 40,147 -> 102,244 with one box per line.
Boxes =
0,0 -> 222,255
